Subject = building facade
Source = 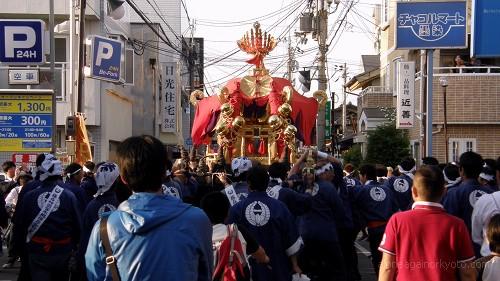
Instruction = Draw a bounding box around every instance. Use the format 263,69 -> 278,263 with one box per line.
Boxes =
352,0 -> 500,164
0,0 -> 192,163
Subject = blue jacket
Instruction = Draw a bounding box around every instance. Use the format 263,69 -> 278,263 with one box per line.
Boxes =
80,191 -> 119,260
443,179 -> 495,232
81,176 -> 98,202
299,180 -> 348,242
20,179 -> 82,255
384,174 -> 413,211
352,180 -> 398,225
63,180 -> 89,213
85,192 -> 213,281
267,179 -> 312,217
228,191 -> 301,281
11,179 -> 41,255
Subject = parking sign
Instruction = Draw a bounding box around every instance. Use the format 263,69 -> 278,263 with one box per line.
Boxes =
88,35 -> 123,83
0,20 -> 45,64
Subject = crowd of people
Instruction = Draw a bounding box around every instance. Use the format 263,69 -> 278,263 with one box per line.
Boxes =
0,134 -> 499,281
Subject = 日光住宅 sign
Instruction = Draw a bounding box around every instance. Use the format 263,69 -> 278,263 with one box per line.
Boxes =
0,94 -> 52,152
161,63 -> 178,133
88,35 -> 123,83
396,62 -> 415,129
0,20 -> 45,64
396,1 -> 467,49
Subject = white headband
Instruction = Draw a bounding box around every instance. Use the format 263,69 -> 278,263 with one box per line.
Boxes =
443,171 -> 461,187
269,177 -> 282,184
397,165 -> 416,174
315,163 -> 333,176
479,172 -> 495,182
83,166 -> 92,173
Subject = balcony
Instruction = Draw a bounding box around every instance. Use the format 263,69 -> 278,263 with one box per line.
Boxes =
359,86 -> 393,98
2,0 -> 101,19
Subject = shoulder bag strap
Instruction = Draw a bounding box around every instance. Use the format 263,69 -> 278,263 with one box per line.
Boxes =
100,216 -> 121,281
228,224 -> 238,266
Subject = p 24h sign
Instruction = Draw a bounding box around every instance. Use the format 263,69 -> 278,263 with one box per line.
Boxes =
87,35 -> 123,83
396,1 -> 467,49
0,20 -> 45,64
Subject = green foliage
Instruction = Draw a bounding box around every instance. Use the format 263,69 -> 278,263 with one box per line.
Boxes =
365,122 -> 410,167
343,144 -> 363,169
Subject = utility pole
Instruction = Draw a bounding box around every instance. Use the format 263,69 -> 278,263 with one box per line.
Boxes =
287,34 -> 293,81
49,0 -> 56,153
342,62 -> 347,138
77,0 -> 87,113
316,0 -> 328,150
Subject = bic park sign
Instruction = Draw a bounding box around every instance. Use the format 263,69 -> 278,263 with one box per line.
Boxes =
396,1 -> 467,49
86,35 -> 124,83
0,20 -> 45,64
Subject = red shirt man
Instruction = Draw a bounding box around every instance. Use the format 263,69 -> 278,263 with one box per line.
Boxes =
378,166 -> 476,281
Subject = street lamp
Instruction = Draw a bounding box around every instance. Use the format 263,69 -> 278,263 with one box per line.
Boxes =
439,77 -> 449,163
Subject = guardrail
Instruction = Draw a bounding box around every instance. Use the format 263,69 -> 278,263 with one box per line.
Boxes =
433,66 -> 500,75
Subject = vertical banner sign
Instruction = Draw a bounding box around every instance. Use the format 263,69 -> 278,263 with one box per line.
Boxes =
396,62 -> 415,128
396,1 -> 467,49
325,101 -> 331,138
75,115 -> 92,164
0,93 -> 52,151
471,0 -> 500,57
161,63 -> 178,133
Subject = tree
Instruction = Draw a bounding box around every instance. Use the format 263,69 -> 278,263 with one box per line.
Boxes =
343,144 -> 363,168
365,122 -> 410,168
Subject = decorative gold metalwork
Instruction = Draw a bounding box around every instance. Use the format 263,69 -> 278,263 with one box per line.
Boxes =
313,90 -> 328,107
190,90 -> 204,107
220,103 -> 234,117
283,124 -> 298,163
240,75 -> 273,97
282,86 -> 293,103
237,22 -> 277,70
278,103 -> 292,118
217,87 -> 230,103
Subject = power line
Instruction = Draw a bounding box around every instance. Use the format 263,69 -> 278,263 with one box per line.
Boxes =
180,0 -> 191,24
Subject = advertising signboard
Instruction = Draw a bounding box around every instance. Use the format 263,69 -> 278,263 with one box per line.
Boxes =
396,1 -> 467,49
396,62 -> 416,129
0,20 -> 45,64
0,93 -> 52,151
471,0 -> 500,57
88,35 -> 123,83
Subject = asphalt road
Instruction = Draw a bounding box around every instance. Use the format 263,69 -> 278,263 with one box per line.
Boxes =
0,242 -> 378,281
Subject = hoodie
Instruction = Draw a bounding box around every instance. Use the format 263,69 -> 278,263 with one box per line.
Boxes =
85,192 -> 213,281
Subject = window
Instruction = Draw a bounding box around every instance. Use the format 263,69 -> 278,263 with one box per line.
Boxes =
411,141 -> 420,164
384,63 -> 391,88
449,138 -> 477,163
382,0 -> 389,24
392,57 -> 402,97
124,48 -> 134,85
